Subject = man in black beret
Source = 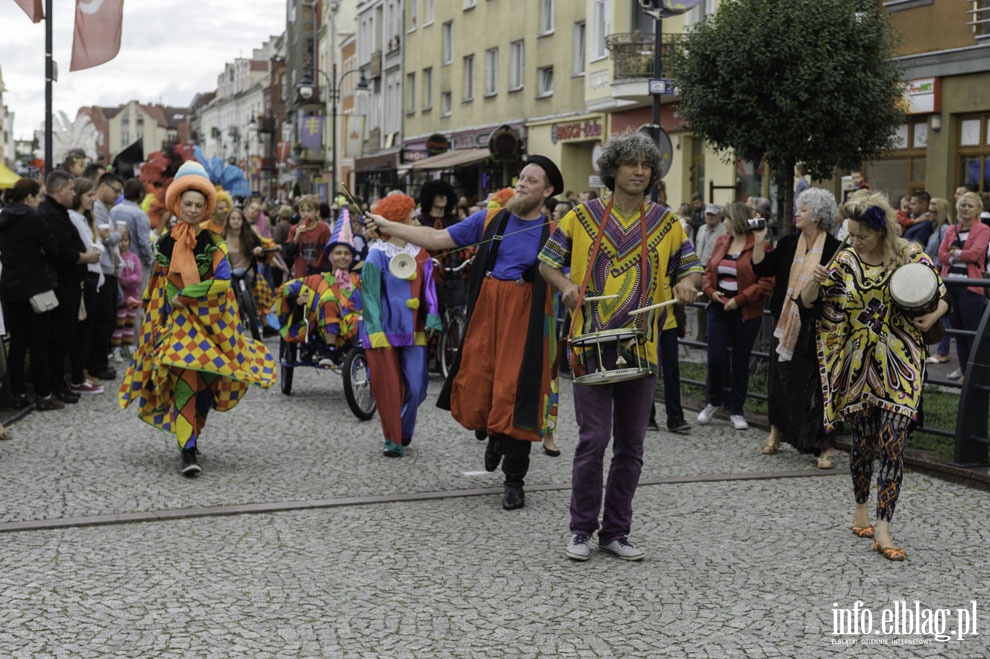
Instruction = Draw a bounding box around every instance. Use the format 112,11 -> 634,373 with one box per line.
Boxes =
366,155 -> 563,511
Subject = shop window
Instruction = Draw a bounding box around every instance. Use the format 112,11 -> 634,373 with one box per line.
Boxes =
958,112 -> 990,193
864,119 -> 927,201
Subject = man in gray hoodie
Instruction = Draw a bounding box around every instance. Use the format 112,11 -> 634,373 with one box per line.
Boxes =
89,172 -> 124,380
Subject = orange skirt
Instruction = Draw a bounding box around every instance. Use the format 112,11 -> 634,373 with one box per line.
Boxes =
451,278 -> 553,442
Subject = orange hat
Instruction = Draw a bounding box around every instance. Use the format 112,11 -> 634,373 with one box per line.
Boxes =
373,193 -> 416,223
164,161 -> 218,219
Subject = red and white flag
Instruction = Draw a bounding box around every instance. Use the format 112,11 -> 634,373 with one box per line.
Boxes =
12,0 -> 44,22
70,0 -> 125,72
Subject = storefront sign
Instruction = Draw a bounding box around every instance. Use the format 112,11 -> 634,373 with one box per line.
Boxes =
551,119 -> 603,144
426,133 -> 450,156
488,125 -> 523,163
401,148 -> 429,163
904,77 -> 940,114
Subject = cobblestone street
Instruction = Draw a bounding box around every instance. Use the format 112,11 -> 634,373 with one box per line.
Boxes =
1,340 -> 987,657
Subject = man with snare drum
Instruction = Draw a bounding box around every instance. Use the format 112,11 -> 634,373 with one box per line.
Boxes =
539,132 -> 701,562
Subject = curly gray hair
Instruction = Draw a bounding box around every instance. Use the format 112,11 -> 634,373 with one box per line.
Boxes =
596,132 -> 662,193
795,188 -> 838,233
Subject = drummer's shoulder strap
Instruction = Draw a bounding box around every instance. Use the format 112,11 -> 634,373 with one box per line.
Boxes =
481,209 -> 512,276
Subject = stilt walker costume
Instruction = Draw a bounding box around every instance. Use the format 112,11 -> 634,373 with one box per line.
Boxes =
119,162 -> 276,476
360,194 -> 442,457
437,155 -> 563,510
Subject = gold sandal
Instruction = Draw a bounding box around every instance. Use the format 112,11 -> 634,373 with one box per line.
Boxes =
761,436 -> 780,455
817,452 -> 836,469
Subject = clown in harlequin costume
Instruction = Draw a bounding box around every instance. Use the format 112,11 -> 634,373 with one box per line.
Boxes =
365,157 -> 563,510
119,162 -> 276,477
276,207 -> 363,357
360,193 -> 442,457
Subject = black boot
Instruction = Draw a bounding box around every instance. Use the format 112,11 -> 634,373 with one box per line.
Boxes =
501,454 -> 530,511
181,447 -> 201,477
484,437 -> 501,472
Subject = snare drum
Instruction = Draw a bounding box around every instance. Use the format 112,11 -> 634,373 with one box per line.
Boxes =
889,263 -> 939,317
569,328 -> 651,385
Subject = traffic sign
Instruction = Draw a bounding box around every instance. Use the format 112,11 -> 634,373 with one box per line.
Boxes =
648,78 -> 677,96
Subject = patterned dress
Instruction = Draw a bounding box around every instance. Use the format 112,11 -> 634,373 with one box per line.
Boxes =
119,230 -> 276,449
817,247 -> 944,431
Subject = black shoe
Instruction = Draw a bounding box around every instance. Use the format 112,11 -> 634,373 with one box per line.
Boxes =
55,390 -> 80,404
502,483 -> 525,510
647,419 -> 660,432
35,395 -> 65,411
90,368 -> 117,381
484,440 -> 501,472
11,393 -> 31,409
262,325 -> 279,337
181,448 -> 202,477
668,421 -> 691,434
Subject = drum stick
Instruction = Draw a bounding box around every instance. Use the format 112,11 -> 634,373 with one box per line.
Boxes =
583,294 -> 621,302
823,234 -> 851,271
627,298 -> 680,316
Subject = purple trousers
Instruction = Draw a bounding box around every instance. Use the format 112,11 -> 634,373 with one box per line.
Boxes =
569,372 -> 657,543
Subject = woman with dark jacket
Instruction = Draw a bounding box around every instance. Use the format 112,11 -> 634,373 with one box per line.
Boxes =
0,179 -> 64,410
698,201 -> 774,430
752,188 -> 842,468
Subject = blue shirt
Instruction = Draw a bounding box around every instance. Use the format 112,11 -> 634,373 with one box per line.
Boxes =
447,208 -> 546,281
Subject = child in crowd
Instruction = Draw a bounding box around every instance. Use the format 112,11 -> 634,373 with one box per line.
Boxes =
285,194 -> 331,277
362,193 -> 442,457
112,229 -> 142,361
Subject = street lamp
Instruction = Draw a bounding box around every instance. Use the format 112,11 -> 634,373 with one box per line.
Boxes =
297,65 -> 369,202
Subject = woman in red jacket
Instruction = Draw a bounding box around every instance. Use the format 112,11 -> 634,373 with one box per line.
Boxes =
698,201 -> 774,429
937,191 -> 989,383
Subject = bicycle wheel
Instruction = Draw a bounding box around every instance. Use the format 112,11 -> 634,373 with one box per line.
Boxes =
440,309 -> 467,379
343,347 -> 376,420
279,338 -> 296,395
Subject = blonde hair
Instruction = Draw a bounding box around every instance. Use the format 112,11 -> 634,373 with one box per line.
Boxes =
956,191 -> 984,215
843,192 -> 917,272
929,197 -> 952,229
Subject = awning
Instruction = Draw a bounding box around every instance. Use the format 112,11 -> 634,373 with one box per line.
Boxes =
0,163 -> 21,190
409,147 -> 490,170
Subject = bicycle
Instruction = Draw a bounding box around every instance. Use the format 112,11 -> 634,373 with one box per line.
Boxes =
432,257 -> 472,379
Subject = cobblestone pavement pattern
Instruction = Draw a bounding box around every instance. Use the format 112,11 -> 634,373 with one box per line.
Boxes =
1,340 -> 987,658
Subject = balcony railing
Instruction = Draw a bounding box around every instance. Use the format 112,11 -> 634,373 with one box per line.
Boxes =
605,33 -> 684,80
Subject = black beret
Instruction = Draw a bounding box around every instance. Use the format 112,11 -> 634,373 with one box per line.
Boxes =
524,154 -> 564,199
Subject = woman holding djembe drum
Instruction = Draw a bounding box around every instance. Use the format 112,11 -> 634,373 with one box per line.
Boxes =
800,192 -> 948,561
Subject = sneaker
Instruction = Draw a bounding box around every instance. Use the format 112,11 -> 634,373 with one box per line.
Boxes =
668,420 -> 692,434
35,395 -> 65,411
697,404 -> 721,424
90,368 -> 117,381
599,536 -> 644,561
647,419 -> 660,432
70,380 -> 104,395
730,414 -> 749,430
111,348 -> 123,363
181,447 -> 201,477
11,393 -> 32,410
55,390 -> 80,404
566,534 -> 592,561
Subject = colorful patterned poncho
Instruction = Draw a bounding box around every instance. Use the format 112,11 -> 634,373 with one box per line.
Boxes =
276,271 -> 363,346
119,230 -> 276,435
816,247 -> 945,431
539,199 -> 701,376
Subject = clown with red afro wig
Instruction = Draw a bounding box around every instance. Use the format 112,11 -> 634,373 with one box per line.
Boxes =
372,192 -> 417,224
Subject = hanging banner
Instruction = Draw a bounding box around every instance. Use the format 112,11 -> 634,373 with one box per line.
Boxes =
345,115 -> 364,158
299,114 -> 323,153
70,0 -> 125,72
13,0 -> 44,22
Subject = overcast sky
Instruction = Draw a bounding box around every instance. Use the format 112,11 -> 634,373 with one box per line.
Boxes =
0,1 -> 286,142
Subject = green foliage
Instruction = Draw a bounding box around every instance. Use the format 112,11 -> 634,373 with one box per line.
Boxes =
670,0 -> 905,186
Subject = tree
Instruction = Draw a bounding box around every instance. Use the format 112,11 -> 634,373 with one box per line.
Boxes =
669,0 -> 905,233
